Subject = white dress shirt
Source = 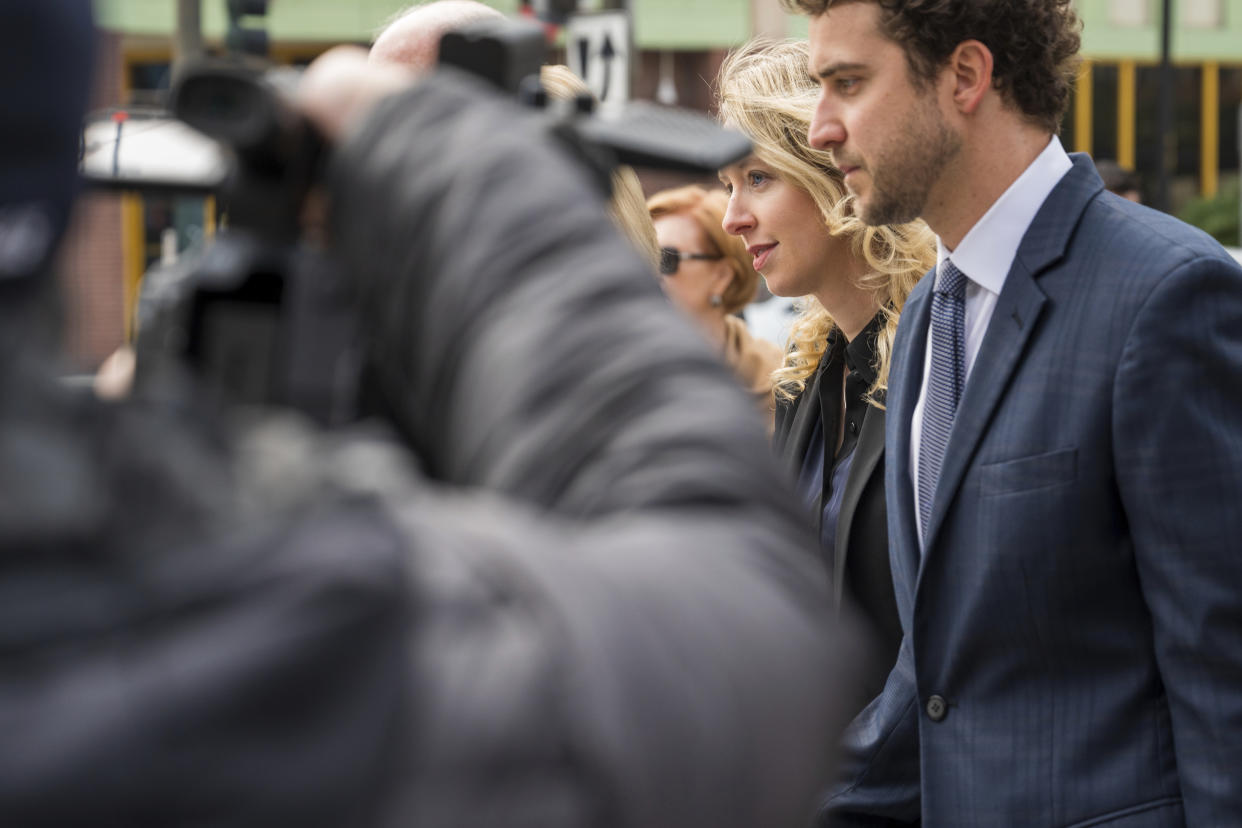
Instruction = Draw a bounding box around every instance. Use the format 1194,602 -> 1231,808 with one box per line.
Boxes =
911,135 -> 1073,550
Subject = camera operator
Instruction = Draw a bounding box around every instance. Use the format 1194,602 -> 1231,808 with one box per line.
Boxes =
1,3 -> 864,826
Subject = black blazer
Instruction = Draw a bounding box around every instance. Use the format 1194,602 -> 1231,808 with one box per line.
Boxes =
773,329 -> 901,703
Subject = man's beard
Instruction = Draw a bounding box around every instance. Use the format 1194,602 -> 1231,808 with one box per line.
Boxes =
854,101 -> 960,227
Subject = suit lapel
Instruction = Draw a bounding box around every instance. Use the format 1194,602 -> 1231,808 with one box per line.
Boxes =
888,275 -> 932,595
919,269 -> 1046,552
779,360 -> 827,474
832,403 -> 885,606
918,153 -> 1103,556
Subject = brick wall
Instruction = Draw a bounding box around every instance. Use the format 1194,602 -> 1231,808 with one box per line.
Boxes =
59,29 -> 127,372
59,191 -> 126,372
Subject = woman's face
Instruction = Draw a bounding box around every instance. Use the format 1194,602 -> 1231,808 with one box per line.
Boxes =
653,212 -> 733,321
719,155 -> 844,300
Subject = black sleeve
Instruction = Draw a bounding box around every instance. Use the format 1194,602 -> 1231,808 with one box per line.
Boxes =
327,71 -> 867,828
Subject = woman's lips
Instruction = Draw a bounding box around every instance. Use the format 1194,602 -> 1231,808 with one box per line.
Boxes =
749,243 -> 775,271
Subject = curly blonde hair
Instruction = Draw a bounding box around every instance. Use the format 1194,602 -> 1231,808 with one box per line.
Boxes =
716,38 -> 936,404
646,185 -> 759,315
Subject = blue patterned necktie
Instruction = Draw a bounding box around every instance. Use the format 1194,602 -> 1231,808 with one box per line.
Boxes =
918,259 -> 968,542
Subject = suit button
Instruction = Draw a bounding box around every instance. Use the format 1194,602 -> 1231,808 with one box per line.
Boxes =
848,420 -> 858,434
926,695 -> 948,722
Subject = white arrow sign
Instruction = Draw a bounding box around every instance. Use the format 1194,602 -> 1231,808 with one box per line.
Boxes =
566,9 -> 631,107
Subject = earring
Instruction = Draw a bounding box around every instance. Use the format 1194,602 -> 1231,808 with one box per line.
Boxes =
709,294 -> 722,307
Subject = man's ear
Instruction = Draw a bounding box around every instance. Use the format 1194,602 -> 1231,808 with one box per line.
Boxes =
946,39 -> 994,115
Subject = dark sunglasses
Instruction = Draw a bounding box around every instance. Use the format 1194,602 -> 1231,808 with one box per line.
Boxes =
659,246 -> 723,276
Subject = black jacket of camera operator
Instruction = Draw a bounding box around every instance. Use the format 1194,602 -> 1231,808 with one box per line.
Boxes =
0,68 -> 864,827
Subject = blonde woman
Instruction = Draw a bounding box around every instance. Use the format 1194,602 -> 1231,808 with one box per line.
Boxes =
647,185 -> 783,421
717,38 -> 936,706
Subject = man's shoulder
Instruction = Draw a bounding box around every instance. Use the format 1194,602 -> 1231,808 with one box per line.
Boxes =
1075,191 -> 1237,275
1024,154 -> 1236,286
1041,192 -> 1242,336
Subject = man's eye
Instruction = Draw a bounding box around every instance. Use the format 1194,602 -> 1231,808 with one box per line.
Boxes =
837,77 -> 859,92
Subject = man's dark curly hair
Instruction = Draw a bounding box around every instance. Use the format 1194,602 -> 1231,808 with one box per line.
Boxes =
783,0 -> 1082,133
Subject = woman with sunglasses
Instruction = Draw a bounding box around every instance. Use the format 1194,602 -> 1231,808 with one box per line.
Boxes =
717,38 -> 936,708
647,185 -> 783,423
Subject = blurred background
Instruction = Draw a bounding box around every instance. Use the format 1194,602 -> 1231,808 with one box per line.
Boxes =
64,0 -> 1242,373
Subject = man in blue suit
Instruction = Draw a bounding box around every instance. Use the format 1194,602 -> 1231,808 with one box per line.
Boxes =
785,0 -> 1242,824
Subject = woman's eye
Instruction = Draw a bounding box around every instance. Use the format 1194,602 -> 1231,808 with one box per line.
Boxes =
747,171 -> 768,187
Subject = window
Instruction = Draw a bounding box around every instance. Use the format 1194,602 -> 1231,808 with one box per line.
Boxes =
1108,0 -> 1149,27
1135,64 -> 1203,207
1182,0 -> 1223,28
1092,63 -> 1120,162
1220,66 -> 1242,174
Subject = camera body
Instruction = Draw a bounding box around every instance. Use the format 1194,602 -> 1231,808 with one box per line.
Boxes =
136,60 -> 358,424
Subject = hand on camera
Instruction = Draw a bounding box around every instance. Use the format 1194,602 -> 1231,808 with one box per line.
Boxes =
294,46 -> 417,142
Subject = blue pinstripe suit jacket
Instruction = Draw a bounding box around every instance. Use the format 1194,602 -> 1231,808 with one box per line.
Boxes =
824,154 -> 1242,827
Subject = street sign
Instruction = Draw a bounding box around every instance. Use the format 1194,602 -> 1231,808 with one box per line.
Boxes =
565,9 -> 631,107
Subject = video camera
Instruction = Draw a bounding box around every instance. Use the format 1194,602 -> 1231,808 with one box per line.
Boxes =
97,16 -> 751,426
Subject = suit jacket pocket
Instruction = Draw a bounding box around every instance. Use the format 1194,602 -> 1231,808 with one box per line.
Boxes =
980,447 -> 1077,496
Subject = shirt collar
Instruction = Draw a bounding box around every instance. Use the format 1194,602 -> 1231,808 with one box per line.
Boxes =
935,135 -> 1073,294
840,312 -> 883,386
